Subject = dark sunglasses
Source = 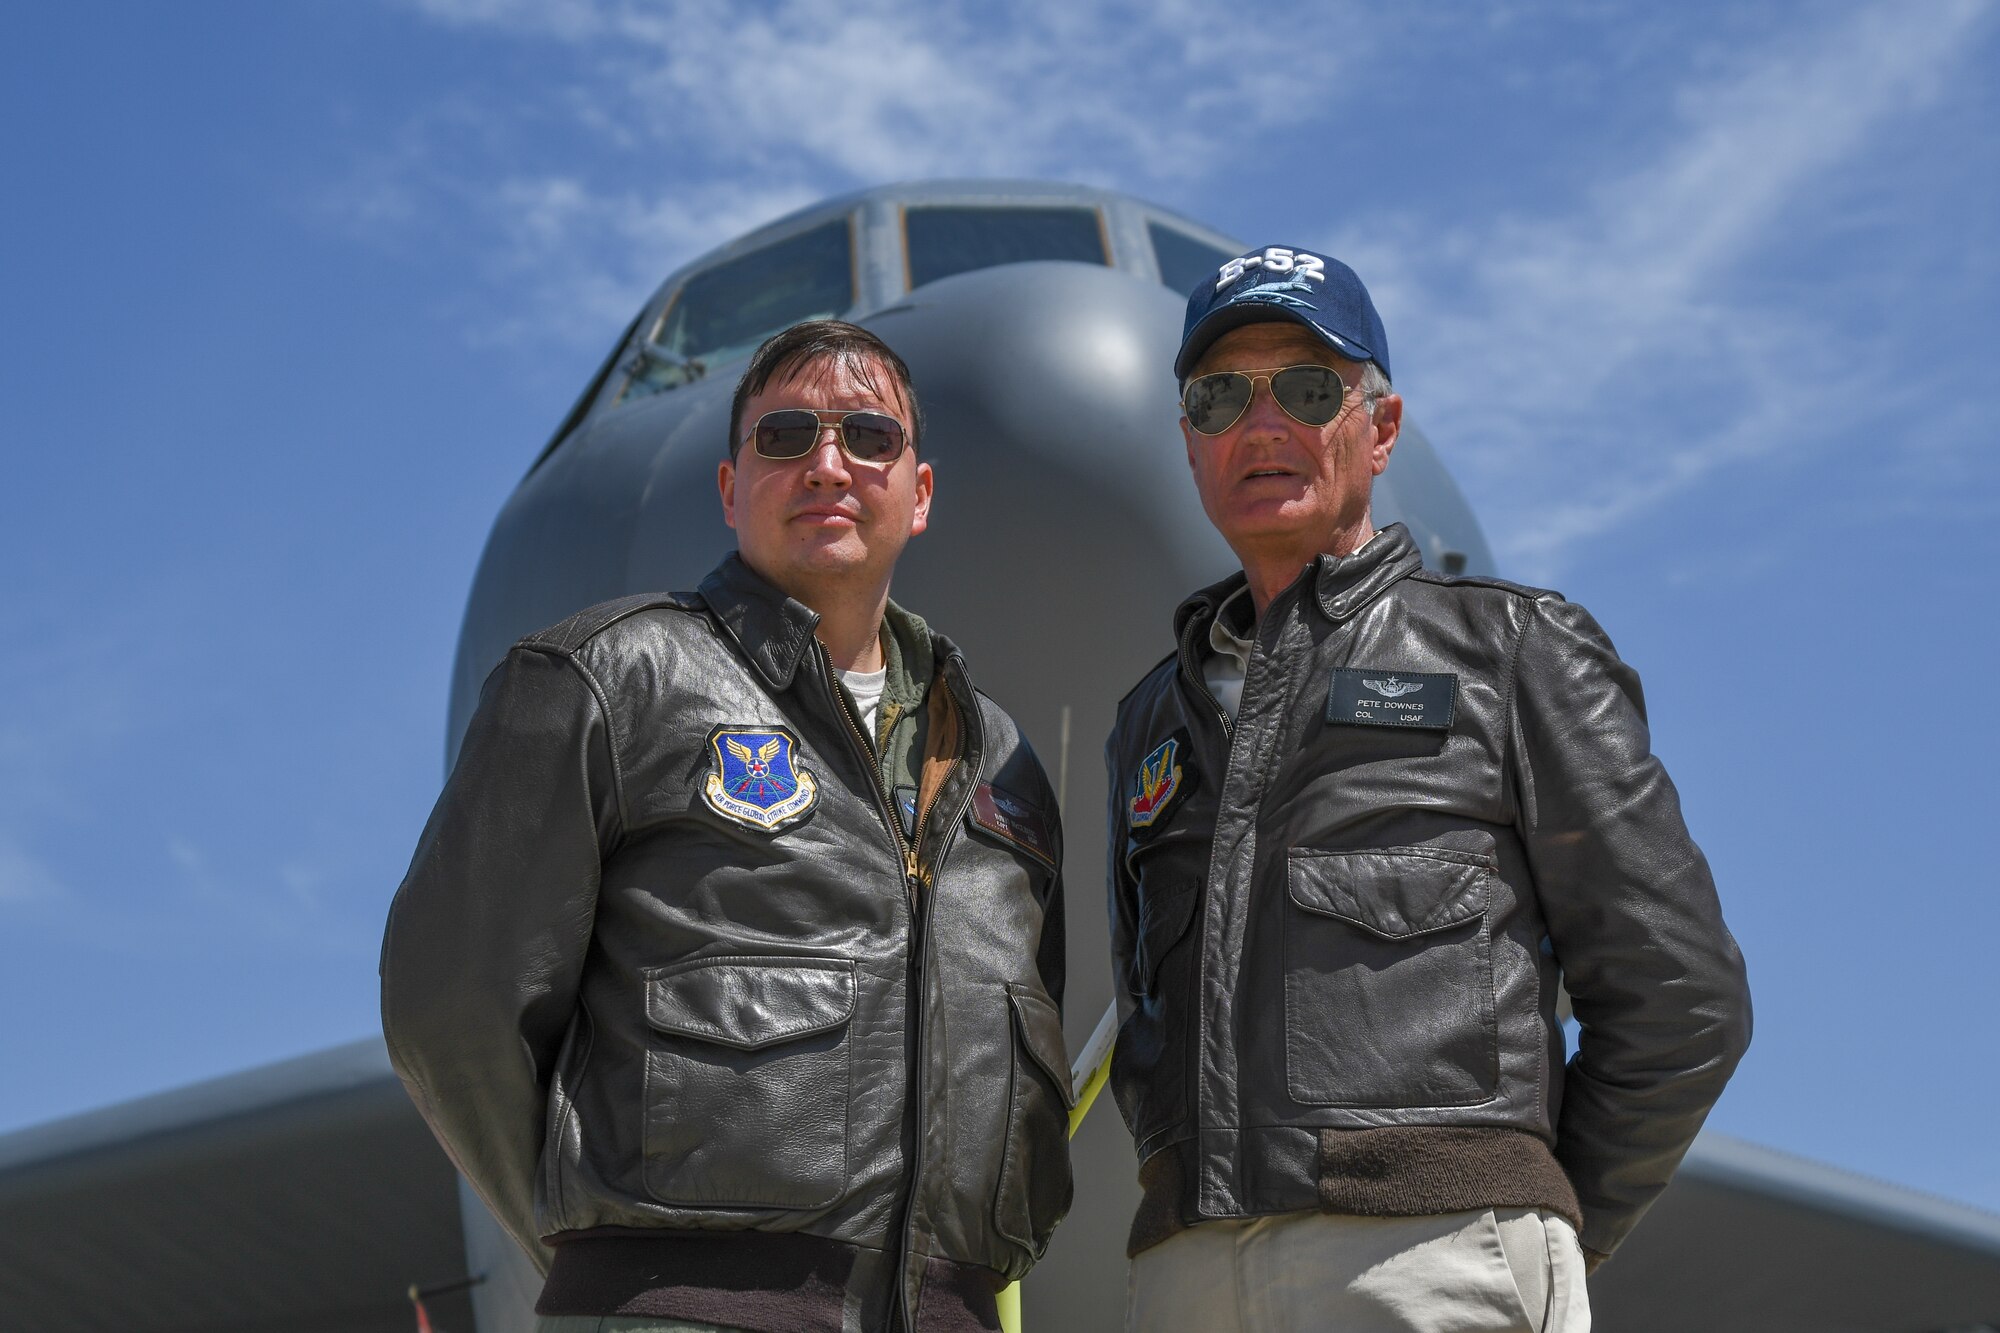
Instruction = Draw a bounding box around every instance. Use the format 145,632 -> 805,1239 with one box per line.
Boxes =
1181,364 -> 1354,436
745,408 -> 908,464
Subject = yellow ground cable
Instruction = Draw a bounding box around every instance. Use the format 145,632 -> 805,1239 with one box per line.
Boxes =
997,1000 -> 1120,1333
1065,1039 -> 1113,1138
997,1277 -> 1023,1331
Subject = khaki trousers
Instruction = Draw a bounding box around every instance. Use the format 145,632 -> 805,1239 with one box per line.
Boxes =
1127,1208 -> 1590,1333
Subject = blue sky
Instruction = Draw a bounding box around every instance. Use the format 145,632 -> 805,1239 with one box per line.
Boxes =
5,0 -> 1998,1221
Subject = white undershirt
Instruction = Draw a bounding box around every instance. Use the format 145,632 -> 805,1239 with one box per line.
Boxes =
839,665 -> 888,738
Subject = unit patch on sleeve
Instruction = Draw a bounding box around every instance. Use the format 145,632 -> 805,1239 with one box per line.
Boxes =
703,726 -> 819,831
1129,732 -> 1193,831
1326,668 -> 1457,731
970,782 -> 1057,869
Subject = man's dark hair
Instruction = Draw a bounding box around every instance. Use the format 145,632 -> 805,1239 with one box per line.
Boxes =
728,319 -> 923,458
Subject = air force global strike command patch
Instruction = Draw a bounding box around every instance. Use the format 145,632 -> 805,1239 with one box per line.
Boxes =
1327,668 -> 1457,731
1129,734 -> 1191,831
703,726 -> 819,831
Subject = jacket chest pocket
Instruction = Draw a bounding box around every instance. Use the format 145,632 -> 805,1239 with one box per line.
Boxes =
641,955 -> 855,1209
1282,848 -> 1497,1109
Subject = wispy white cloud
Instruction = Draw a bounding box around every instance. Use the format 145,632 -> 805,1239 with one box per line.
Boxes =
405,0 -> 1333,179
166,836 -> 348,946
464,175 -> 825,347
357,0 -> 1347,346
1329,0 -> 1992,575
359,0 -> 1993,571
2,825 -> 342,946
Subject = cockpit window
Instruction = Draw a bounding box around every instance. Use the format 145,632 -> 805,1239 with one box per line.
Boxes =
1149,222 -> 1238,302
904,206 -> 1108,290
619,217 -> 855,402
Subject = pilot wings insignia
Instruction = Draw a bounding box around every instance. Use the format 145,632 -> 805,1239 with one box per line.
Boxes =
1363,676 -> 1423,699
725,736 -> 783,766
705,727 -> 817,830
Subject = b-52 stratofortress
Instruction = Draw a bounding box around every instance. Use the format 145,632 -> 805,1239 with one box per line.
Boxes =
4,181 -> 1998,1333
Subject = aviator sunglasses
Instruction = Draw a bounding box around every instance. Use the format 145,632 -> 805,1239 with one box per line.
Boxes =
1181,364 -> 1361,436
745,408 -> 908,464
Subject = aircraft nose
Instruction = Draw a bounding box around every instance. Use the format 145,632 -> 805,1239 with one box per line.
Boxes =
862,261 -> 1217,562
823,263 -> 1237,755
860,259 -> 1491,584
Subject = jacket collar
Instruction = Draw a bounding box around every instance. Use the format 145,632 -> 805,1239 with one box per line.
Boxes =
697,553 -> 824,690
696,554 -> 949,694
880,598 -> 937,717
1174,567 -> 1251,650
1314,522 -> 1424,623
1173,522 -> 1425,645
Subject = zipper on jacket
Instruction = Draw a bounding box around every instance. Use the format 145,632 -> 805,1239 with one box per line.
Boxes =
1177,615 -> 1232,737
1176,595 -> 1288,1220
1176,579 -> 1317,1218
889,663 -> 982,1332
891,898 -> 930,1333
820,644 -> 940,1330
821,646 -> 921,883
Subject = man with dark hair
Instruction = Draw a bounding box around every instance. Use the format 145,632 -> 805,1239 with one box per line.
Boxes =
1106,250 -> 1751,1331
384,320 -> 1073,1333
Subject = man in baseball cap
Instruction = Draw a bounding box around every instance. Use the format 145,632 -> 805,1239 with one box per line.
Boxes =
1102,246 -> 1751,1330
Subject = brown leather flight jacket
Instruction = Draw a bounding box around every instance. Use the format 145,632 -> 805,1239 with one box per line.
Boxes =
1105,525 -> 1750,1260
382,556 -> 1072,1333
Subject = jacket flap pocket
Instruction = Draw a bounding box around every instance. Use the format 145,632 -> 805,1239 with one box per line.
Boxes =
1006,984 -> 1074,1107
1287,849 -> 1488,940
1136,877 -> 1199,992
645,956 -> 856,1050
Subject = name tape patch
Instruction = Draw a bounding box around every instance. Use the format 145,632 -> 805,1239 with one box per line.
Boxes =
970,782 -> 1057,868
1327,668 -> 1457,731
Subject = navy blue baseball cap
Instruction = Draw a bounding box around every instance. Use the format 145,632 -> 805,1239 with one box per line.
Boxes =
1175,244 -> 1390,383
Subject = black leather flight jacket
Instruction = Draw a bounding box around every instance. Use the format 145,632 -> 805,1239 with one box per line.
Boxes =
382,556 -> 1072,1333
1105,525 -> 1751,1259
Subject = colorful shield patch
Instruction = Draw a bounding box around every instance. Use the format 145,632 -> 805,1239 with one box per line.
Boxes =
703,726 -> 819,831
1129,736 -> 1186,830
